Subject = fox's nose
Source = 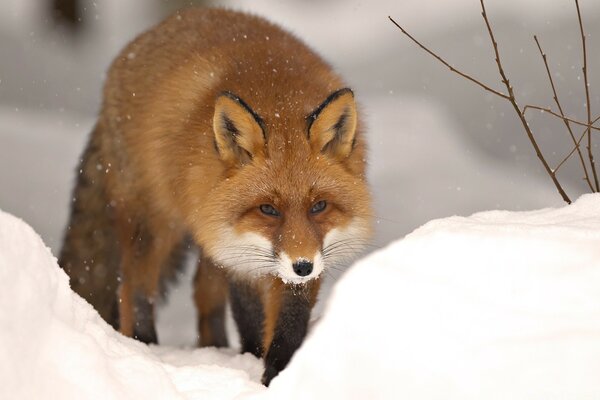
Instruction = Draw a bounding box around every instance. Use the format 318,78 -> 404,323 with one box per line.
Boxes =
292,260 -> 313,277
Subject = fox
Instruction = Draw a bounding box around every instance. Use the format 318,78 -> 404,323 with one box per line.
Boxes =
59,7 -> 372,385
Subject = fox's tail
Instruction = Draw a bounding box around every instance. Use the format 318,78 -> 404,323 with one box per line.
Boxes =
58,122 -> 120,329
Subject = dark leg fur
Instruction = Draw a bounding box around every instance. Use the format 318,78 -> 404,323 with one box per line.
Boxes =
229,281 -> 264,358
158,236 -> 193,299
132,293 -> 158,344
261,284 -> 315,386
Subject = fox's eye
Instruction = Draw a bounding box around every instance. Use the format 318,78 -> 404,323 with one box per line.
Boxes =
260,204 -> 280,217
310,200 -> 327,214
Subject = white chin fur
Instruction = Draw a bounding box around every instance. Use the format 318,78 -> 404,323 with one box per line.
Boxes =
276,252 -> 325,285
321,217 -> 370,266
212,217 -> 369,282
211,230 -> 276,279
277,218 -> 370,283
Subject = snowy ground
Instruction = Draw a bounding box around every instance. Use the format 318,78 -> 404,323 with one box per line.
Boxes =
2,0 -> 600,398
0,210 -> 264,399
264,194 -> 600,399
3,194 -> 600,399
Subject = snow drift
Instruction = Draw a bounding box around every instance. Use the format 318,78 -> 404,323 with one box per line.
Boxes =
265,194 -> 600,399
0,210 -> 264,400
2,195 -> 600,399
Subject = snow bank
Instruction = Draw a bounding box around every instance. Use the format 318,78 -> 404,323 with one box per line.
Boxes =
0,210 -> 264,400
2,195 -> 600,399
265,194 -> 600,399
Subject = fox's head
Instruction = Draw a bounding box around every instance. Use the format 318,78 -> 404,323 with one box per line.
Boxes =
197,88 -> 372,284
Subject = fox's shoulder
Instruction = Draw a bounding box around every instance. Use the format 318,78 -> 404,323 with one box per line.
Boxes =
104,7 -> 344,123
115,8 -> 308,65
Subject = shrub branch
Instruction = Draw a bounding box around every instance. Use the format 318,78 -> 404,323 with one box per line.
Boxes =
575,0 -> 598,190
389,0 -> 600,204
533,35 -> 594,191
554,116 -> 600,174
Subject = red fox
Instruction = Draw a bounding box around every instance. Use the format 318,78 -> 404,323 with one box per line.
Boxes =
59,8 -> 372,385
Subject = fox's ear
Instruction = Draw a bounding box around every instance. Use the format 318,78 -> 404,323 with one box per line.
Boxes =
213,92 -> 265,166
308,88 -> 358,160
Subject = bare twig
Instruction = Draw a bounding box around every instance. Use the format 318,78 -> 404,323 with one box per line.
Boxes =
523,105 -> 600,132
533,35 -> 594,191
575,0 -> 598,190
478,0 -> 570,203
387,16 -> 511,101
554,115 -> 600,174
389,1 -> 599,204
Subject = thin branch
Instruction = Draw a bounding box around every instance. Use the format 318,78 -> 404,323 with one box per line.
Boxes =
387,16 -> 511,101
575,0 -> 598,190
523,105 -> 600,132
388,2 -> 600,203
533,35 -> 594,191
479,0 -> 570,203
554,115 -> 600,174
554,140 -> 580,174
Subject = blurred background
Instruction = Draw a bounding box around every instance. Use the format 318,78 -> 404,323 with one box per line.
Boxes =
1,0 -> 599,345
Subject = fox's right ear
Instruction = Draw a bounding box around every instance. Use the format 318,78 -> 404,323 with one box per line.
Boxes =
213,92 -> 265,166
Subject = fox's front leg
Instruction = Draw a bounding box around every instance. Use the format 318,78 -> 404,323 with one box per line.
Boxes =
115,213 -> 183,344
230,280 -> 265,358
261,279 -> 320,386
195,255 -> 229,348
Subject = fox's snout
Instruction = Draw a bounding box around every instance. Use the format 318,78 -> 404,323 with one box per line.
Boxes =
277,251 -> 324,284
209,215 -> 370,285
292,260 -> 313,277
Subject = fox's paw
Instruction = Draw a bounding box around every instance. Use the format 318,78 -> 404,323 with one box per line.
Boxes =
261,364 -> 280,387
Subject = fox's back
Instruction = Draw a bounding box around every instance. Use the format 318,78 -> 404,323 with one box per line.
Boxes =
105,8 -> 345,131
115,11 -> 337,79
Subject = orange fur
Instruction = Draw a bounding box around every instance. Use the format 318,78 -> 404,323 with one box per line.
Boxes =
61,7 -> 372,382
260,277 -> 284,353
194,256 -> 229,347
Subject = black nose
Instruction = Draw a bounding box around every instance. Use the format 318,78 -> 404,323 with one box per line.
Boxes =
293,260 -> 313,277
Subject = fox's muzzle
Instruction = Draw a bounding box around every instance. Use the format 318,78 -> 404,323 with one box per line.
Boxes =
292,260 -> 313,277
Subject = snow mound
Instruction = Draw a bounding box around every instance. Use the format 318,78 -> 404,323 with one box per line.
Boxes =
265,194 -> 600,399
3,195 -> 600,399
0,210 -> 264,400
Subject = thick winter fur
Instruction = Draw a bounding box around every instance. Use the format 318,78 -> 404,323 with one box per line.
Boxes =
59,8 -> 372,385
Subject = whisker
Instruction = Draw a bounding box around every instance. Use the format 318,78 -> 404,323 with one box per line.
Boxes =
323,238 -> 370,251
211,249 -> 276,261
323,243 -> 369,257
215,260 -> 277,266
323,268 -> 337,280
323,248 -> 364,257
326,266 -> 347,273
212,244 -> 274,253
213,253 -> 277,260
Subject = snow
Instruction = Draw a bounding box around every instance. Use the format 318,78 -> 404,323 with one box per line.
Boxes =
261,194 -> 600,399
2,195 -> 600,398
0,210 -> 264,400
2,0 -> 600,397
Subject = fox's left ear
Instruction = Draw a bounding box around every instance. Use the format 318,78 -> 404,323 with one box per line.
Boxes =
308,88 -> 358,160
